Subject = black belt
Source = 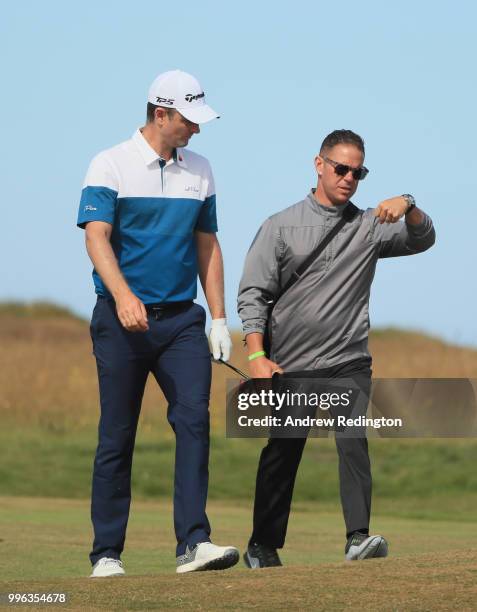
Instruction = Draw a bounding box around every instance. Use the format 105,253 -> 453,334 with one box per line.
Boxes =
145,300 -> 193,318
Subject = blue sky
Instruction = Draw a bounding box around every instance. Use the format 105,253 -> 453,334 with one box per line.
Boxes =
1,0 -> 476,346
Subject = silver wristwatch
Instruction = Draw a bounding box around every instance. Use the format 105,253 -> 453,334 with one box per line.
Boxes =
402,194 -> 416,214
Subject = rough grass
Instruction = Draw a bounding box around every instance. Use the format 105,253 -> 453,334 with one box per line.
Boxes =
0,301 -> 85,320
1,303 -> 477,504
1,307 -> 477,430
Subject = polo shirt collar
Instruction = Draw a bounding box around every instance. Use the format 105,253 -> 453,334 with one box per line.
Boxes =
175,149 -> 187,168
132,129 -> 188,168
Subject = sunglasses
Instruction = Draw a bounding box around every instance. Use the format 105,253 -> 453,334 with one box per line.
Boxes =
323,156 -> 369,181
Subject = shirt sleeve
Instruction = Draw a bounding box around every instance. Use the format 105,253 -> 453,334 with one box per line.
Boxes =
237,218 -> 283,335
195,162 -> 218,232
367,210 -> 436,258
77,153 -> 119,229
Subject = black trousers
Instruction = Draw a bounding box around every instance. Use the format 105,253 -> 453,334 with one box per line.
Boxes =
250,357 -> 372,548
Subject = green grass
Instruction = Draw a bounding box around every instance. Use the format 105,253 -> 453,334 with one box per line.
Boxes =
1,497 -> 477,610
2,426 -> 477,517
2,496 -> 477,577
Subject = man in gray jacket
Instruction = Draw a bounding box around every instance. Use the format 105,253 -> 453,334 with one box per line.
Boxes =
237,129 -> 435,567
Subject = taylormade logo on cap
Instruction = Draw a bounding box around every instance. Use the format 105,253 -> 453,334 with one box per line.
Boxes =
147,70 -> 220,124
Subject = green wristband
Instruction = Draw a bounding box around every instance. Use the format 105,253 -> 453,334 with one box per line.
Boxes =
248,350 -> 266,362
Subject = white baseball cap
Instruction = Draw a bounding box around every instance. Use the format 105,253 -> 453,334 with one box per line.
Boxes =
147,70 -> 219,124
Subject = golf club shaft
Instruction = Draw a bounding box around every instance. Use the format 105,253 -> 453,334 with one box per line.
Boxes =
210,355 -> 250,380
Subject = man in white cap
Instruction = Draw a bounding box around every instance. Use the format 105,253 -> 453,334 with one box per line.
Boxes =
77,70 -> 238,576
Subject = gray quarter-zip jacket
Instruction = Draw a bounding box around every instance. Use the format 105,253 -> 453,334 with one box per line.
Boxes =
237,190 -> 436,372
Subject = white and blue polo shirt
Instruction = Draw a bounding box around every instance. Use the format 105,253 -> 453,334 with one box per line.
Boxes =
77,129 -> 218,304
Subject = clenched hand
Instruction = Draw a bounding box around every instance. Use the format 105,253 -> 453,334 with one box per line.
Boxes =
374,196 -> 408,224
115,291 -> 149,332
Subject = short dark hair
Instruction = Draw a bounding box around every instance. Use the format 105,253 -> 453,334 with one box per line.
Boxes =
320,129 -> 365,156
146,103 -> 177,123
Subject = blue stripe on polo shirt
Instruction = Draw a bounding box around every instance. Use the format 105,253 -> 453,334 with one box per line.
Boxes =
78,185 -> 118,227
197,195 -> 217,232
77,187 -> 218,303
94,230 -> 201,303
114,196 -> 216,234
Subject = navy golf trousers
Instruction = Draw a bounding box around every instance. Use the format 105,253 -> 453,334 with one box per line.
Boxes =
89,297 -> 211,564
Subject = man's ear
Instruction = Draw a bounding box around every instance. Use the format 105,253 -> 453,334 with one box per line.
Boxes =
154,107 -> 168,125
315,155 -> 323,177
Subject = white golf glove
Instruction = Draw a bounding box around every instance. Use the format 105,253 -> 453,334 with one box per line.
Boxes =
209,318 -> 232,362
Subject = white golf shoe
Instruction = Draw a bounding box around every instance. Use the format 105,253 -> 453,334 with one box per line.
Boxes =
90,557 -> 125,578
176,542 -> 239,573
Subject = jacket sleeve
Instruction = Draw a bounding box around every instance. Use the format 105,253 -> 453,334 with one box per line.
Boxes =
237,218 -> 283,336
369,210 -> 436,258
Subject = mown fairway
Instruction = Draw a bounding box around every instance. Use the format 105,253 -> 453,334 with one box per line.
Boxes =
1,497 -> 477,610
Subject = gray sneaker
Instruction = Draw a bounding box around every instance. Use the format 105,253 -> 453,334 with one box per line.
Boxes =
176,542 -> 239,574
345,532 -> 388,560
244,543 -> 283,568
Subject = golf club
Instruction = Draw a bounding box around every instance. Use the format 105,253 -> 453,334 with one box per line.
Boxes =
210,354 -> 250,380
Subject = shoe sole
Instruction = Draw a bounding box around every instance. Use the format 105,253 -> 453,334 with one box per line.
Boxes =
177,549 -> 239,574
89,572 -> 125,578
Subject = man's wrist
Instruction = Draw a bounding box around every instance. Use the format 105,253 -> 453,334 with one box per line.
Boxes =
245,331 -> 265,354
111,286 -> 135,302
211,312 -> 226,320
248,350 -> 266,362
402,194 -> 416,214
